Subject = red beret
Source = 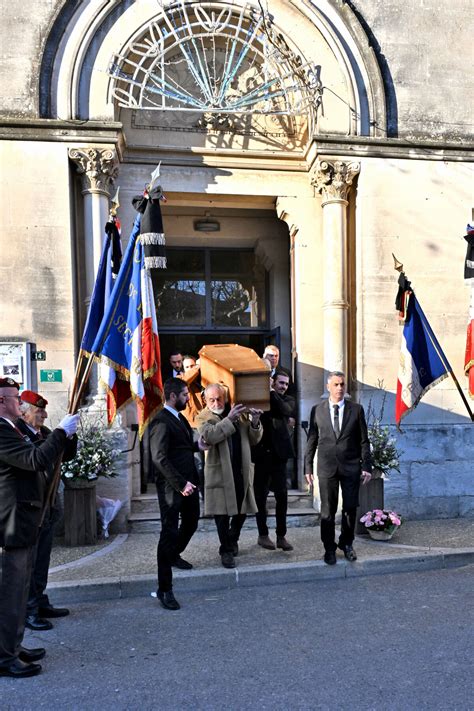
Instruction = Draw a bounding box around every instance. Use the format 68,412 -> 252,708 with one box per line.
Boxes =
0,377 -> 20,390
21,390 -> 48,408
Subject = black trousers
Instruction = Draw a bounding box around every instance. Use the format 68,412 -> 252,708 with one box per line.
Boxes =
318,472 -> 360,551
156,481 -> 200,593
0,545 -> 35,666
26,502 -> 61,615
214,513 -> 247,554
214,465 -> 246,555
254,453 -> 288,538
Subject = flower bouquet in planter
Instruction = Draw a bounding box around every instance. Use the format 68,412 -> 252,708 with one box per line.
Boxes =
366,384 -> 402,480
61,418 -> 121,488
359,509 -> 402,541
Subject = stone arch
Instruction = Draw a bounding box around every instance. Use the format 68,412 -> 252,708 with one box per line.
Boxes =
40,0 -> 388,138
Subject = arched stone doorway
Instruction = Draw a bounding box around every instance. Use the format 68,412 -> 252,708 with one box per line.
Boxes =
40,0 -> 388,494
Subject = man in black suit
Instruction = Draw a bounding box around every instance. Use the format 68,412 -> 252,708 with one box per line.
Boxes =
149,378 -> 207,610
161,350 -> 184,382
0,378 -> 79,678
17,390 -> 77,631
304,371 -> 372,565
253,370 -> 296,552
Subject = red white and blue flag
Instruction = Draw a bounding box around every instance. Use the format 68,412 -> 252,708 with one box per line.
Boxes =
79,218 -> 122,359
92,215 -> 163,436
395,293 -> 449,426
464,222 -> 474,399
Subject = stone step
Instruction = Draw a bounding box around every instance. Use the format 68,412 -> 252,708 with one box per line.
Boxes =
128,508 -> 319,534
131,489 -> 312,515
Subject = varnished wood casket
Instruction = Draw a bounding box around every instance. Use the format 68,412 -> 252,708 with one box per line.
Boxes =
199,344 -> 270,411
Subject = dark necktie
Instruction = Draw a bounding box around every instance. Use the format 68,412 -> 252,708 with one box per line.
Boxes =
333,404 -> 340,437
178,413 -> 191,439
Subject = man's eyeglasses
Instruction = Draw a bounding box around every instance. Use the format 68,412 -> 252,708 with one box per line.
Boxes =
0,395 -> 21,402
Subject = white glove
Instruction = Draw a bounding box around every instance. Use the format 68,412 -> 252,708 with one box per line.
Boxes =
58,414 -> 80,436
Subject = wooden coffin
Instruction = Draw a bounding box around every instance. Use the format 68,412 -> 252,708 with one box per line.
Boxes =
199,344 -> 270,411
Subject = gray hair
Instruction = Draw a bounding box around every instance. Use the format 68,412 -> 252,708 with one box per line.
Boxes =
19,401 -> 35,415
203,383 -> 228,401
327,370 -> 345,382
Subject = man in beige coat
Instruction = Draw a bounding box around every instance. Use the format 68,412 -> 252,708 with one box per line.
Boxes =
196,383 -> 262,568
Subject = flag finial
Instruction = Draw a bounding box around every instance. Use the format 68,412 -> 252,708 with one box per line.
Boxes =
110,187 -> 120,217
392,253 -> 403,273
148,162 -> 161,192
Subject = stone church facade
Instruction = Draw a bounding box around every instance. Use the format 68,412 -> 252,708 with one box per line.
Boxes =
0,0 -> 472,526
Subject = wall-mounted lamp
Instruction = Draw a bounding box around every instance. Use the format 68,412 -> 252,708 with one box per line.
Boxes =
194,214 -> 220,232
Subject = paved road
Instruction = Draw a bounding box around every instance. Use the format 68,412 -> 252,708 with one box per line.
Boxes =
2,565 -> 473,711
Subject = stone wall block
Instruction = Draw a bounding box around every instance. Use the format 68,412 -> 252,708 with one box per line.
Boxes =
391,496 -> 460,520
458,497 -> 474,519
411,462 -> 472,497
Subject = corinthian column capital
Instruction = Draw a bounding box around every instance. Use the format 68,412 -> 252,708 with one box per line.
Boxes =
311,160 -> 360,203
68,147 -> 119,196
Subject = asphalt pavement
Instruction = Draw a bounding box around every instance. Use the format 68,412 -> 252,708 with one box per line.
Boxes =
3,564 -> 473,710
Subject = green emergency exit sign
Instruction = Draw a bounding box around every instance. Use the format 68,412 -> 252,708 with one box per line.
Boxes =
40,369 -> 63,383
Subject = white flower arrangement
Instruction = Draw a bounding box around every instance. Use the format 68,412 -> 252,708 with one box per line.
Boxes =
366,383 -> 402,479
61,418 -> 121,482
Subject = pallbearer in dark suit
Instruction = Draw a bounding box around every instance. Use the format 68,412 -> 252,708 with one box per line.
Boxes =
150,378 -> 207,610
253,370 -> 296,552
304,371 -> 372,565
0,378 -> 79,678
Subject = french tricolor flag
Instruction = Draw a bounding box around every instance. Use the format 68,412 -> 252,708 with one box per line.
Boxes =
464,223 -> 474,399
395,295 -> 449,426
93,215 -> 163,436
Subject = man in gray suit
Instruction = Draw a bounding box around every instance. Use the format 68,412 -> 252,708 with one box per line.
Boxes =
304,371 -> 372,565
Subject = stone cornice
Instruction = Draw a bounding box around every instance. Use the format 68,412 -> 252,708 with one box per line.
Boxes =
0,118 -> 124,158
0,117 -> 472,166
306,134 -> 474,164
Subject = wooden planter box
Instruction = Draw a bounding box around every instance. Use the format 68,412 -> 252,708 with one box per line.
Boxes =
63,480 -> 98,546
199,343 -> 270,410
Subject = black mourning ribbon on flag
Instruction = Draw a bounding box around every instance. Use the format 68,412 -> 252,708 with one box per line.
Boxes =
395,273 -> 412,312
464,233 -> 474,281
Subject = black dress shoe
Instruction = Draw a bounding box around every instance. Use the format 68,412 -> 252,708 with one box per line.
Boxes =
171,555 -> 193,570
157,590 -> 181,610
0,659 -> 42,678
19,647 -> 46,663
25,614 -> 53,631
220,552 -> 235,568
338,543 -> 357,561
38,605 -> 70,618
323,551 -> 337,565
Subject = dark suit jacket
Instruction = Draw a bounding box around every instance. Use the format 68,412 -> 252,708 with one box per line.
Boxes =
16,421 -> 78,465
161,367 -> 184,384
149,408 -> 199,493
0,419 -> 70,547
253,390 -> 295,461
304,399 -> 372,479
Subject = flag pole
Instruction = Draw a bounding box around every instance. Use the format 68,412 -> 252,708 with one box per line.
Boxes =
68,350 -> 87,413
418,304 -> 474,421
393,255 -> 474,422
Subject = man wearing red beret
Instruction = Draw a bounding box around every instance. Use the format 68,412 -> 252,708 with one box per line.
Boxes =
0,378 -> 79,678
17,390 -> 77,631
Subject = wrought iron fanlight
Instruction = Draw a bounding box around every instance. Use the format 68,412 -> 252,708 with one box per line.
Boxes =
107,0 -> 322,118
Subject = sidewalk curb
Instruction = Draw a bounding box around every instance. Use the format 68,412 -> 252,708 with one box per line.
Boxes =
47,548 -> 474,604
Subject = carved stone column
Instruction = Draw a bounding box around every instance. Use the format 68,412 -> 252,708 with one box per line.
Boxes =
276,195 -> 323,492
311,159 -> 360,384
69,147 -> 119,298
